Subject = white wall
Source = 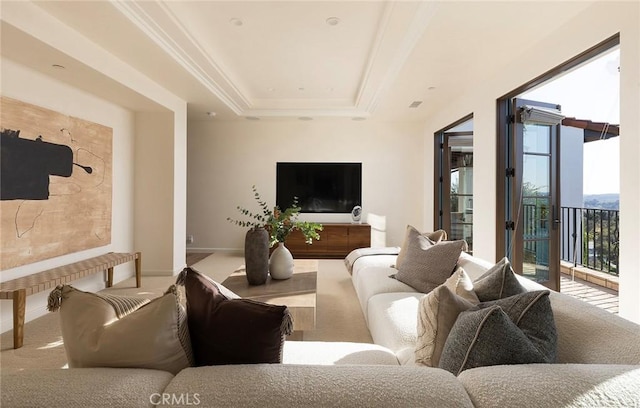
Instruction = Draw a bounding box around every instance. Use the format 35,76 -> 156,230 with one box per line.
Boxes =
0,1 -> 189,334
134,112 -> 176,275
421,1 -> 640,322
186,119 -> 425,252
0,58 -> 137,332
560,126 -> 585,209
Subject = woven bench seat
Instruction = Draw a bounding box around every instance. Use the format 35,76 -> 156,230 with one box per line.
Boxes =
0,252 -> 141,349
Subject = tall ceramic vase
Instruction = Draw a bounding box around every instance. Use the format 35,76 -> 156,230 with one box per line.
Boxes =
244,227 -> 269,285
269,242 -> 294,280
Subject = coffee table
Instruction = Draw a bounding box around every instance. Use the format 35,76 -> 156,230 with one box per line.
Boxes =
221,259 -> 318,337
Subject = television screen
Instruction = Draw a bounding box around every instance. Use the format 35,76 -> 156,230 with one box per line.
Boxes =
276,162 -> 362,213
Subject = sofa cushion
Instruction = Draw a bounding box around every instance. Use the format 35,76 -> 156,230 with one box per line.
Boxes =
352,254 -> 398,278
49,284 -> 193,375
352,266 -> 418,321
0,368 -> 174,408
458,364 -> 640,408
179,266 -> 293,366
395,225 -> 447,269
164,365 -> 475,408
543,288 -> 640,365
472,257 -> 526,301
282,341 -> 399,365
415,269 -> 479,367
395,237 -> 468,294
439,290 -> 557,375
367,292 -> 426,364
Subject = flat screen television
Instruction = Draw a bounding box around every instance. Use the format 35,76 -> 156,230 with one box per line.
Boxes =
276,162 -> 362,213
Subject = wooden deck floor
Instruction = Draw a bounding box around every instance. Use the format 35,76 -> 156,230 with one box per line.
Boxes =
560,274 -> 619,314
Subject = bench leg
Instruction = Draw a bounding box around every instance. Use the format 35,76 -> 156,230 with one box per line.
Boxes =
13,289 -> 26,349
135,252 -> 142,288
107,267 -> 114,288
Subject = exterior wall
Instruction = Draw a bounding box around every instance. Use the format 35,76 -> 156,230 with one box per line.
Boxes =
422,1 -> 640,322
560,126 -> 585,265
560,126 -> 585,209
186,119 -> 425,252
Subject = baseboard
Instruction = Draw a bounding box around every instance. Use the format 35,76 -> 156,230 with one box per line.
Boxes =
187,247 -> 243,256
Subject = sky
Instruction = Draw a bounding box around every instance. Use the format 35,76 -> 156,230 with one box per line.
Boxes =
522,48 -> 620,195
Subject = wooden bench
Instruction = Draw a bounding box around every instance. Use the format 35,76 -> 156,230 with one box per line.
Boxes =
0,251 -> 141,349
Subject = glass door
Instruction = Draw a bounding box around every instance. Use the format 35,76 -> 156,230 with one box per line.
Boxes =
434,115 -> 473,253
448,135 -> 474,252
507,98 -> 561,290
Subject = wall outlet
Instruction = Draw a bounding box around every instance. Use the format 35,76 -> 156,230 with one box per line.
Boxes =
186,235 -> 194,244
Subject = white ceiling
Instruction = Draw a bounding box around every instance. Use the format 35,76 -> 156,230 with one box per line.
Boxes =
3,1 -> 594,121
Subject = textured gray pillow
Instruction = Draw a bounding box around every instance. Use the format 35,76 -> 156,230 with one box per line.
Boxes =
395,225 -> 447,270
472,257 -> 526,301
439,290 -> 557,376
395,238 -> 467,294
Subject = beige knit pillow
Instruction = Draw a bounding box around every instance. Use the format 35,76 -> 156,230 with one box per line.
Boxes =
48,284 -> 193,375
415,268 -> 479,367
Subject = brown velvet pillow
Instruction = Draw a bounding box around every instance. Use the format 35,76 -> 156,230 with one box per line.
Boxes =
178,267 -> 293,366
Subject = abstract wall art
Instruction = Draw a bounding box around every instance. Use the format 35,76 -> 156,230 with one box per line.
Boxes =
1,96 -> 113,270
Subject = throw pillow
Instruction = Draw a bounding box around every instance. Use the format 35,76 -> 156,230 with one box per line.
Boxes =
473,257 -> 526,301
395,238 -> 468,294
444,266 -> 480,304
438,290 -> 557,376
415,268 -> 479,367
48,284 -> 193,375
177,267 -> 293,366
395,225 -> 447,269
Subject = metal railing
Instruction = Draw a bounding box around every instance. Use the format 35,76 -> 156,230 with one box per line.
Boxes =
560,206 -> 619,276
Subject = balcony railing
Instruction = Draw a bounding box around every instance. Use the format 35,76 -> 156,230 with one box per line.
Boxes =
560,206 -> 619,276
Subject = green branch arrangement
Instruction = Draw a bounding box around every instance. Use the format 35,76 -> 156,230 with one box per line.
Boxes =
227,185 -> 323,247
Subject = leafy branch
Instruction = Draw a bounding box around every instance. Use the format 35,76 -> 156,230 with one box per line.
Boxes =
227,185 -> 323,247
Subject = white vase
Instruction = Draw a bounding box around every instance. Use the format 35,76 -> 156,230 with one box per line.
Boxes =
269,242 -> 294,279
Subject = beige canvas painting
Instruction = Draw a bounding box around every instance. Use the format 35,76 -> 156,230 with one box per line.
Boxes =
1,96 -> 112,270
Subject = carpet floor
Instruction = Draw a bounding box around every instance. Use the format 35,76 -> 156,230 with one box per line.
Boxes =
0,253 -> 371,373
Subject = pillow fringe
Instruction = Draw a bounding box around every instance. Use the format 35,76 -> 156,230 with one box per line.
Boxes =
47,285 -> 64,312
165,284 -> 182,303
281,308 -> 294,336
175,268 -> 189,286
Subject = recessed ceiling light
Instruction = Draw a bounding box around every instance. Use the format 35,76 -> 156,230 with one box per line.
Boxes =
427,86 -> 436,91
298,87 -> 305,91
52,64 -> 66,69
326,17 -> 340,26
298,117 -> 313,121
409,101 -> 423,108
229,18 -> 243,26
245,116 -> 260,121
206,111 -> 216,117
267,87 -> 276,92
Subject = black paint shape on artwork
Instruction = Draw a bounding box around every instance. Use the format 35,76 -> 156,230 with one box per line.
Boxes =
1,129 -> 83,200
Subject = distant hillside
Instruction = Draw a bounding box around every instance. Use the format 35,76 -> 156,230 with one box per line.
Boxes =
583,194 -> 619,210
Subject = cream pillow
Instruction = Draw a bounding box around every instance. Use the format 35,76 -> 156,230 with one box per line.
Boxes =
48,284 -> 193,375
415,268 -> 478,367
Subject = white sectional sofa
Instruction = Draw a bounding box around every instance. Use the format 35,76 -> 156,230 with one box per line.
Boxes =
350,250 -> 640,407
3,251 -> 640,407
